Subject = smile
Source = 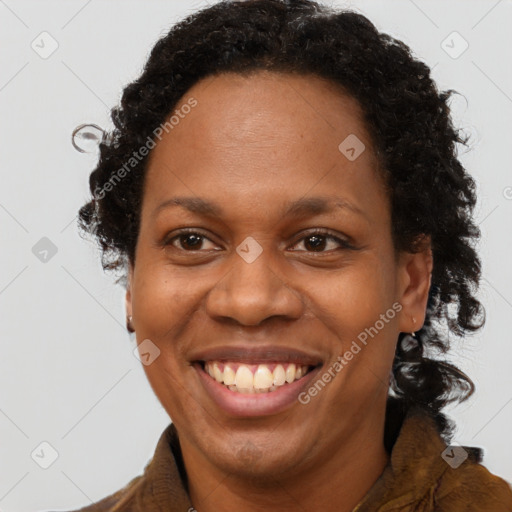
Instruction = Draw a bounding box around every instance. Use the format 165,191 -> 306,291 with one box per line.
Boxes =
203,361 -> 313,393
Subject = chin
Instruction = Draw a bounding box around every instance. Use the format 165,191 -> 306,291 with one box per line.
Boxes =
203,432 -> 309,482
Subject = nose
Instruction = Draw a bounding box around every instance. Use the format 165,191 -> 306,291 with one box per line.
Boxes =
205,245 -> 304,327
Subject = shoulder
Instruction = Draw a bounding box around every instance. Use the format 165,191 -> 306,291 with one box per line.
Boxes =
43,422 -> 189,512
434,453 -> 512,511
360,406 -> 512,511
404,409 -> 512,510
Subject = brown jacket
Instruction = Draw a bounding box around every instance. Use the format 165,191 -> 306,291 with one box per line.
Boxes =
60,407 -> 512,511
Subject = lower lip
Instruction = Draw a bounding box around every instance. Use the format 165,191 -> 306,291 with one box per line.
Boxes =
194,363 -> 322,417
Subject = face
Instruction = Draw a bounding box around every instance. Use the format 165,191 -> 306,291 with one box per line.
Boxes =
126,70 -> 432,481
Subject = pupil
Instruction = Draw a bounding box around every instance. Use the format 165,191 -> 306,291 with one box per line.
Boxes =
182,234 -> 202,249
306,235 -> 326,251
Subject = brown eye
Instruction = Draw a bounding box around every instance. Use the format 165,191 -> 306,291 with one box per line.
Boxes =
164,230 -> 218,251
178,233 -> 204,250
163,228 -> 353,254
291,230 -> 353,253
303,234 -> 328,252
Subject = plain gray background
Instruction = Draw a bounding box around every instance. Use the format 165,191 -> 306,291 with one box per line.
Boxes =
1,0 -> 511,510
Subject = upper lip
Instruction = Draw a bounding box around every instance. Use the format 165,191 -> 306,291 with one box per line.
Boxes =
190,345 -> 324,366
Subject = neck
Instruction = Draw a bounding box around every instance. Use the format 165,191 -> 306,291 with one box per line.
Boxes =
181,408 -> 390,512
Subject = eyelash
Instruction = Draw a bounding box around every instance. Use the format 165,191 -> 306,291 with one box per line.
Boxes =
163,228 -> 355,253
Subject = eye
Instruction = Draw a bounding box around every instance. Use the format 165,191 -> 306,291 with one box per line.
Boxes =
163,228 -> 353,253
290,229 -> 353,253
164,229 -> 218,251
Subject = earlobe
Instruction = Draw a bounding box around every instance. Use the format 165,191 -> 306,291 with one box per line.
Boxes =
397,236 -> 433,334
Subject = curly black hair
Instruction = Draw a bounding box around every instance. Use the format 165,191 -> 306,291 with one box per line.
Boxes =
78,0 -> 485,447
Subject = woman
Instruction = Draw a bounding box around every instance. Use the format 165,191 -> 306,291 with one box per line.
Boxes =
70,0 -> 512,510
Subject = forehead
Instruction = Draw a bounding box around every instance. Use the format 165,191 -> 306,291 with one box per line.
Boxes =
142,70 -> 387,223
152,69 -> 370,150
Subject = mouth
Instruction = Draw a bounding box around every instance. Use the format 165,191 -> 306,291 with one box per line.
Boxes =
201,361 -> 315,393
191,347 -> 324,417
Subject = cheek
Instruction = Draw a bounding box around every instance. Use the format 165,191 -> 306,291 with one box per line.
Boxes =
308,258 -> 397,336
131,267 -> 198,416
306,256 -> 399,388
132,265 -> 196,336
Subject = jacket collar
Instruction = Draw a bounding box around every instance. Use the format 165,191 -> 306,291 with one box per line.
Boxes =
353,406 -> 450,511
135,422 -> 192,511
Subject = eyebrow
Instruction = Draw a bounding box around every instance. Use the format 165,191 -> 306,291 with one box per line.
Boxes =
153,195 -> 367,220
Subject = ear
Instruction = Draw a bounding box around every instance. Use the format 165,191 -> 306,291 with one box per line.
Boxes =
125,262 -> 134,330
396,235 -> 433,333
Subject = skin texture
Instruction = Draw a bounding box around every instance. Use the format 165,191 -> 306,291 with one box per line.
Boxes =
125,71 -> 433,512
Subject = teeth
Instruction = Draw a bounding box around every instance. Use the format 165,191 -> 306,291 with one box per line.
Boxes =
273,364 -> 286,386
254,365 -> 273,390
213,362 -> 223,383
223,364 -> 236,385
285,364 -> 296,383
204,361 -> 311,393
235,365 -> 254,390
